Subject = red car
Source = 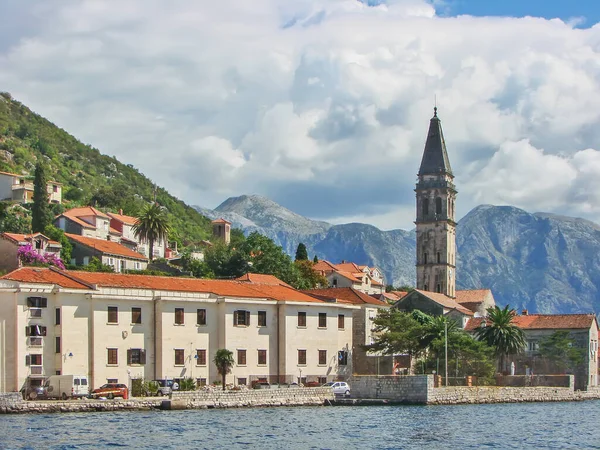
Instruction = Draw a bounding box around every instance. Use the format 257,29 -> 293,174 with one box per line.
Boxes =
91,383 -> 129,399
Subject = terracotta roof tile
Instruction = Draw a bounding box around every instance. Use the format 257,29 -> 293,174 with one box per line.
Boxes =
211,218 -> 231,224
235,273 -> 293,288
455,289 -> 491,304
1,267 -> 91,289
59,214 -> 96,229
465,314 -> 597,331
65,234 -> 147,260
1,232 -> 61,246
313,260 -> 338,273
303,287 -> 389,306
391,291 -> 409,300
408,290 -> 474,316
64,206 -> 110,219
335,262 -> 362,273
107,212 -> 138,226
334,270 -> 363,283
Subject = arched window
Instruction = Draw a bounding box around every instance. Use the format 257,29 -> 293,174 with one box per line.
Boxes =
423,252 -> 428,264
422,198 -> 429,217
436,197 -> 442,215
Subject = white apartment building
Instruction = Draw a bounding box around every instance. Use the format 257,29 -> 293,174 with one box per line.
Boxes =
0,268 -> 356,393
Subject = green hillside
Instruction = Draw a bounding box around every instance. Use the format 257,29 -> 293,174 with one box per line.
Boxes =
0,92 -> 211,245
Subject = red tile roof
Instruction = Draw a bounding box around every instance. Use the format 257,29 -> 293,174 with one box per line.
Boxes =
0,170 -> 22,177
303,287 -> 389,306
64,206 -> 110,219
211,218 -> 231,224
1,267 -> 91,290
1,232 -> 61,246
65,234 -> 147,260
465,314 -> 597,331
455,289 -> 492,304
107,212 -> 138,226
235,273 -> 293,288
334,270 -> 363,283
391,291 -> 409,300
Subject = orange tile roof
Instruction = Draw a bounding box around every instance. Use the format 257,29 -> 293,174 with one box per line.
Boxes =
64,206 -> 110,219
1,267 -> 91,290
211,218 -> 231,224
333,270 -> 363,283
235,273 -> 293,289
109,227 -> 122,235
1,232 -> 61,246
304,287 -> 389,306
391,291 -> 409,300
0,170 -> 22,177
455,289 -> 491,304
107,212 -> 138,226
59,214 -> 95,229
313,260 -> 338,273
465,314 -> 597,331
335,262 -> 362,273
65,234 -> 147,260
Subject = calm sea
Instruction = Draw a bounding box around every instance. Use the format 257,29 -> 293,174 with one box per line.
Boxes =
1,401 -> 599,449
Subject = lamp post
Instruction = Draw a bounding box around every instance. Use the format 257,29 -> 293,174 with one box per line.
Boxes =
299,368 -> 302,385
444,320 -> 448,387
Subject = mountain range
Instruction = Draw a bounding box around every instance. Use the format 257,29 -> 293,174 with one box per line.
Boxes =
196,195 -> 600,315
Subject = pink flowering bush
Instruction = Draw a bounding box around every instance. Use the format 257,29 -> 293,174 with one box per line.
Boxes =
17,244 -> 66,270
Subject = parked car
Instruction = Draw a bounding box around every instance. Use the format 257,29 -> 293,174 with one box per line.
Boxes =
323,381 -> 350,396
91,383 -> 129,400
253,382 -> 271,389
153,379 -> 174,396
20,382 -> 47,400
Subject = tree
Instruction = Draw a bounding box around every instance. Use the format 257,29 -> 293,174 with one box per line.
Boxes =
132,203 -> 171,261
295,243 -> 308,261
293,260 -> 328,289
44,224 -> 72,263
313,254 -> 318,263
213,349 -> 234,391
475,305 -> 526,373
239,232 -> 298,285
31,162 -> 52,233
539,330 -> 584,373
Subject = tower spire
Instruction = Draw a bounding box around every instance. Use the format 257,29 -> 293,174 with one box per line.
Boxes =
418,107 -> 452,176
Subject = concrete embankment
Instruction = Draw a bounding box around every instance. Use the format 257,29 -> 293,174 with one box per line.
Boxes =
0,388 -> 335,414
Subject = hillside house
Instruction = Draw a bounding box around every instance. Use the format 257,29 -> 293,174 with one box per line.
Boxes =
0,232 -> 62,272
66,233 -> 148,272
465,313 -> 599,390
314,260 -> 385,295
0,171 -> 62,204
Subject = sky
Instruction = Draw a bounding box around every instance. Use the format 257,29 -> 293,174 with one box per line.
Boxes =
1,0 -> 600,230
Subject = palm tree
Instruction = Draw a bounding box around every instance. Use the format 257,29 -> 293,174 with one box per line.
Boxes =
475,305 -> 526,374
132,203 -> 171,261
213,349 -> 234,391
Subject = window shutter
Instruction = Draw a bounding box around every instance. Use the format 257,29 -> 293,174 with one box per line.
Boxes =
140,349 -> 147,365
245,311 -> 250,326
25,326 -> 31,336
27,297 -> 33,307
41,298 -> 48,308
233,311 -> 237,326
25,355 -> 30,366
41,326 -> 47,336
127,349 -> 132,365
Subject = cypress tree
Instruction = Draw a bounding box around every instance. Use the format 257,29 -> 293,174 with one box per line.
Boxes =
31,162 -> 51,233
313,254 -> 318,263
295,242 -> 308,261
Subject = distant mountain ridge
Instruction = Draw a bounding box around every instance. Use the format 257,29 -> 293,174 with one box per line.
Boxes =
196,196 -> 600,315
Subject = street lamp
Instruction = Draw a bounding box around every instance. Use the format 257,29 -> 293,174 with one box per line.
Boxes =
299,368 -> 303,385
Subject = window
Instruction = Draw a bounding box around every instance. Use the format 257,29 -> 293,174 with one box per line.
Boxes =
436,197 -> 442,215
318,313 -> 327,328
424,284 -> 429,291
27,354 -> 42,366
127,349 -> 146,365
422,197 -> 429,216
175,349 -> 185,365
108,306 -> 118,324
234,310 -> 250,326
175,308 -> 184,325
83,256 -> 90,266
298,350 -> 307,365
318,350 -> 327,365
437,252 -> 441,264
318,376 -> 327,384
237,378 -> 247,386
197,378 -> 207,387
258,311 -> 267,327
131,307 -> 142,324
119,260 -> 125,273
436,284 -> 441,293
297,312 -> 307,327
332,278 -> 338,287
237,349 -> 247,365
107,379 -> 118,384
196,349 -> 206,366
338,351 -> 348,366
55,336 -> 61,354
35,240 -> 42,250
55,307 -> 61,325
107,348 -> 118,365
424,252 -> 428,264
53,185 -> 58,193
134,262 -> 141,270
258,350 -> 267,365
338,314 -> 345,330
25,325 -> 47,336
197,309 -> 207,326
26,297 -> 47,308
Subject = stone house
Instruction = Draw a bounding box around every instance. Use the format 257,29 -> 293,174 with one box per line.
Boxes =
314,260 -> 385,295
0,170 -> 62,204
107,210 -> 167,259
0,267 -> 355,393
465,313 -> 599,390
303,287 -> 392,376
66,233 -> 148,272
0,232 -> 62,272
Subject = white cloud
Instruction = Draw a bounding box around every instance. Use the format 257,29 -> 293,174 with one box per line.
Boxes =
0,0 -> 600,229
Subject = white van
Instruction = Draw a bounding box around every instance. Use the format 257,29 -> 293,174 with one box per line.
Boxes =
44,375 -> 89,400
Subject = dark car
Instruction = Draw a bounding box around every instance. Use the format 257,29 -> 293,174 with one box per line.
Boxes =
20,383 -> 47,400
91,383 -> 128,400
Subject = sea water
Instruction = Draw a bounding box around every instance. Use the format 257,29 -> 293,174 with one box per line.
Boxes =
1,401 -> 599,449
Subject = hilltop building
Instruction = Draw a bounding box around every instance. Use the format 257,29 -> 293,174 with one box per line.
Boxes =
212,218 -> 231,245
0,170 -> 62,204
313,260 -> 385,295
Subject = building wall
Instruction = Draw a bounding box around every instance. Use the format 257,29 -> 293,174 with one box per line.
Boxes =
0,173 -> 14,201
0,240 -> 19,273
395,293 -> 444,316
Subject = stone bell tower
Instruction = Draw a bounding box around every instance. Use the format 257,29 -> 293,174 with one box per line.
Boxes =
415,107 -> 457,298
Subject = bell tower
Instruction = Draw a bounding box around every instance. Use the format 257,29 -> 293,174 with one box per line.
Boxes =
415,107 -> 457,298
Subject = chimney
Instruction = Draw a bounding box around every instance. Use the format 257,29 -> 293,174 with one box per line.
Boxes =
119,209 -> 123,215
522,309 -> 528,316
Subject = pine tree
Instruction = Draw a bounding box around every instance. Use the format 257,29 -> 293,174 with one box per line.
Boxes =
295,242 -> 308,261
313,254 -> 318,263
31,162 -> 51,233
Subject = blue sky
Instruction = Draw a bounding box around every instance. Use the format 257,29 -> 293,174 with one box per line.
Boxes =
439,0 -> 600,26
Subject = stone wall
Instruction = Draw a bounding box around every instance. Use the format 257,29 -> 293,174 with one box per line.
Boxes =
428,386 -> 578,405
495,375 -> 572,387
348,375 -> 431,403
0,397 -> 163,414
170,387 -> 334,409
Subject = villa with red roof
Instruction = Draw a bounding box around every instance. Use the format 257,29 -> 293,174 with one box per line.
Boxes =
0,232 -> 62,272
313,260 -> 385,295
0,267 -> 357,394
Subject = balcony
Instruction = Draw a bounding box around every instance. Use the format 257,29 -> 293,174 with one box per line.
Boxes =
29,308 -> 42,318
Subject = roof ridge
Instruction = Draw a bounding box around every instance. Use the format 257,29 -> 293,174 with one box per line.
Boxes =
48,266 -> 96,289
